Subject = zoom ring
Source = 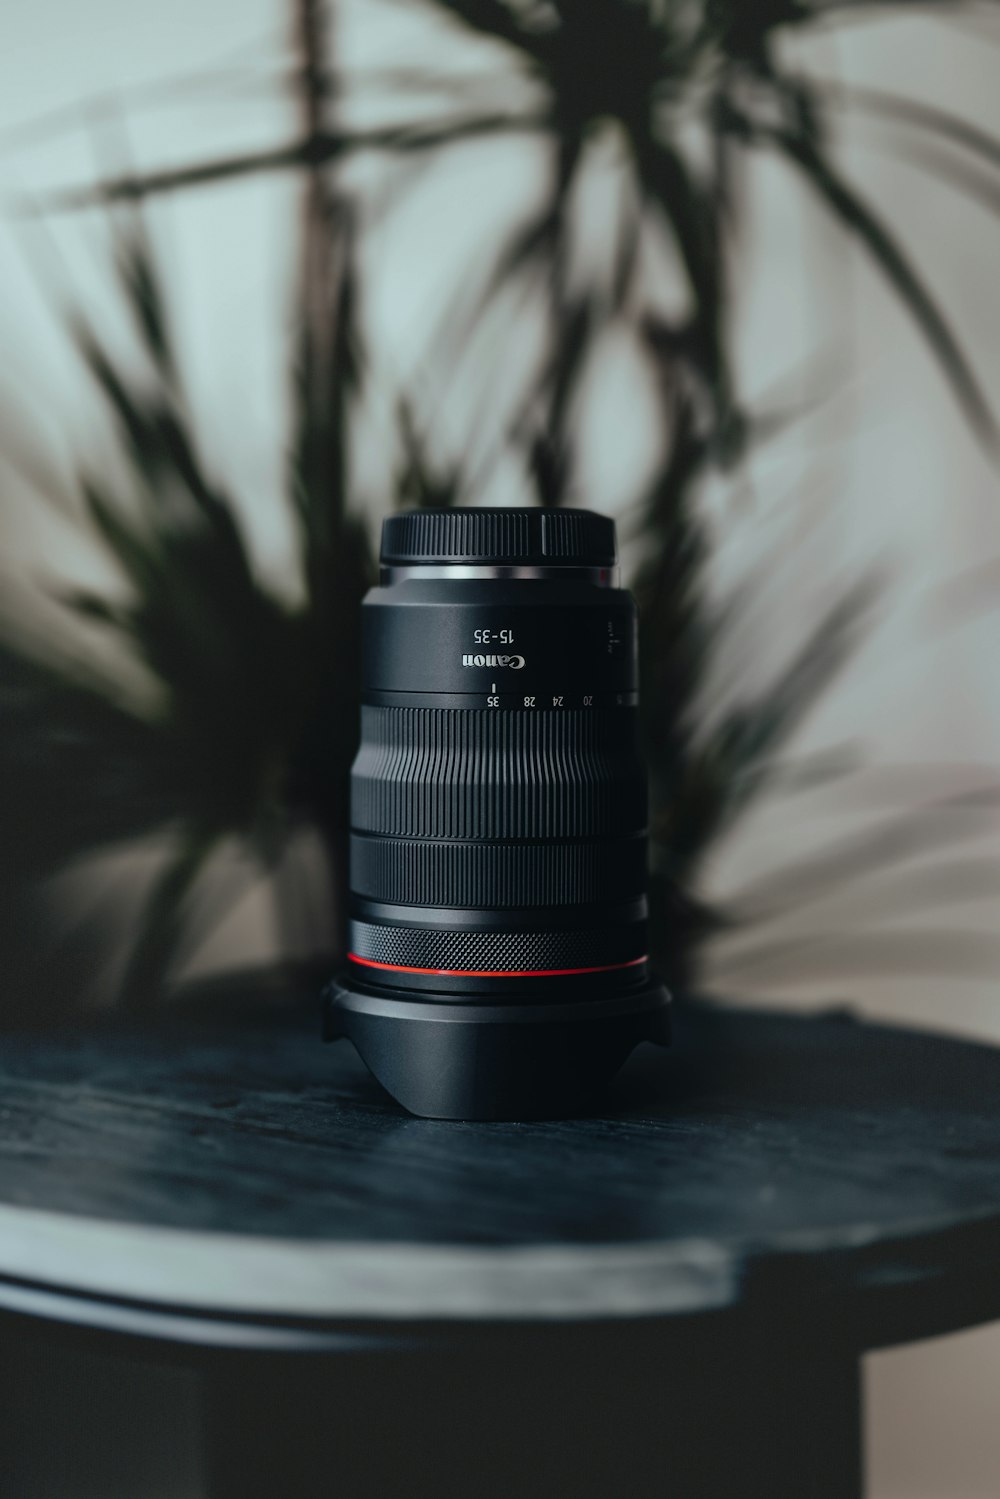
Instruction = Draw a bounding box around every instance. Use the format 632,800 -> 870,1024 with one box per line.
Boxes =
352,706 -> 646,840
349,920 -> 645,974
349,833 -> 647,908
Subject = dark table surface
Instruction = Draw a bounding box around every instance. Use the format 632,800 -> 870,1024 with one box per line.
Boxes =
1,990 -> 999,1348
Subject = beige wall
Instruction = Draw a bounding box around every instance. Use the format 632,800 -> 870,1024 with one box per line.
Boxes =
1,3 -> 999,1495
697,20 -> 1000,1497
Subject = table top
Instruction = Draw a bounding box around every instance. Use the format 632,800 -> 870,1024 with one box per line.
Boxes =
1,987 -> 1000,1348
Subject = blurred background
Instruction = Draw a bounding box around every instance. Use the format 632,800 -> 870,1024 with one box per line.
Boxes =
1,0 -> 999,1493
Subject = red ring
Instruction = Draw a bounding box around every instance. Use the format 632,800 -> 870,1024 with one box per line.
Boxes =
347,953 -> 647,979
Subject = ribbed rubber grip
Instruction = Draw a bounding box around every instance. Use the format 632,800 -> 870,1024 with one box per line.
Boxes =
351,706 -> 646,840
349,834 -> 647,908
380,507 -> 616,566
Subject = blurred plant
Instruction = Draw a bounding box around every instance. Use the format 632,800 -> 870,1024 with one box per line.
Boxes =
0,0 -> 370,1011
0,203 -> 370,1009
379,0 -> 1000,981
2,0 -> 1000,1010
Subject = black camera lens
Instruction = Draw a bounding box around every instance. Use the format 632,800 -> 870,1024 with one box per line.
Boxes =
324,507 -> 670,1118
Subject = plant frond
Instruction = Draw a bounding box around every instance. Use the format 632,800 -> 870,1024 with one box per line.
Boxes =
725,107 -> 999,448
118,830 -> 218,1009
822,81 -> 1000,175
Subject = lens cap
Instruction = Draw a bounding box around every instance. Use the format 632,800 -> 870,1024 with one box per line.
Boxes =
380,507 -> 618,567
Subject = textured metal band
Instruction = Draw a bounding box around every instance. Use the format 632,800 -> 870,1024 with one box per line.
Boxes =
348,920 -> 646,976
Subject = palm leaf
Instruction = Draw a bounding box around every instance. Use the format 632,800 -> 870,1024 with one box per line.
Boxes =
118,831 -> 219,1010
660,576 -> 877,872
394,399 -> 466,510
705,927 -> 1000,988
632,136 -> 729,414
824,82 -> 1000,175
727,109 -> 999,447
423,0 -> 539,54
24,114 -> 545,215
720,783 -> 1000,925
113,214 -> 180,386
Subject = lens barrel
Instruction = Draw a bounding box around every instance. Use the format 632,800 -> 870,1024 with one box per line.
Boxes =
324,507 -> 670,1118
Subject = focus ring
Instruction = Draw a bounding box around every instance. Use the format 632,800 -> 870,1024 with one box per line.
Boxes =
348,920 -> 645,975
352,706 -> 646,840
349,834 -> 647,908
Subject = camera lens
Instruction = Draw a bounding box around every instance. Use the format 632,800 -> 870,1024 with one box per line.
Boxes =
324,507 -> 670,1118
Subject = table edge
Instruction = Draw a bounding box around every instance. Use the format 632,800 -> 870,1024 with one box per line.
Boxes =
2,1201 -> 1000,1338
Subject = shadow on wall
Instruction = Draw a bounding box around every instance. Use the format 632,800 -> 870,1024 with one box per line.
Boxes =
0,0 -> 998,1028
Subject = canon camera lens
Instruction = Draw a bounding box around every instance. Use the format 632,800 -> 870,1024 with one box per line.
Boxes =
324,507 -> 670,1118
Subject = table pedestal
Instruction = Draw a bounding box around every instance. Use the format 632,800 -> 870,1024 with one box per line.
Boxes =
205,1312 -> 861,1499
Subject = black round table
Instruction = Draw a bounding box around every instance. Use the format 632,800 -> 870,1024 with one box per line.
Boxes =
1,989 -> 999,1498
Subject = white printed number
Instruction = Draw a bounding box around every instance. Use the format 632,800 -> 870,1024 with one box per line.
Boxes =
552,695 -> 564,707
487,696 -> 499,707
524,696 -> 535,707
583,695 -> 593,706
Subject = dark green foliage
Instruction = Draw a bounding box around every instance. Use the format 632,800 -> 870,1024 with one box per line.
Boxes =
0,205 -> 372,1010
408,0 -> 1000,984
